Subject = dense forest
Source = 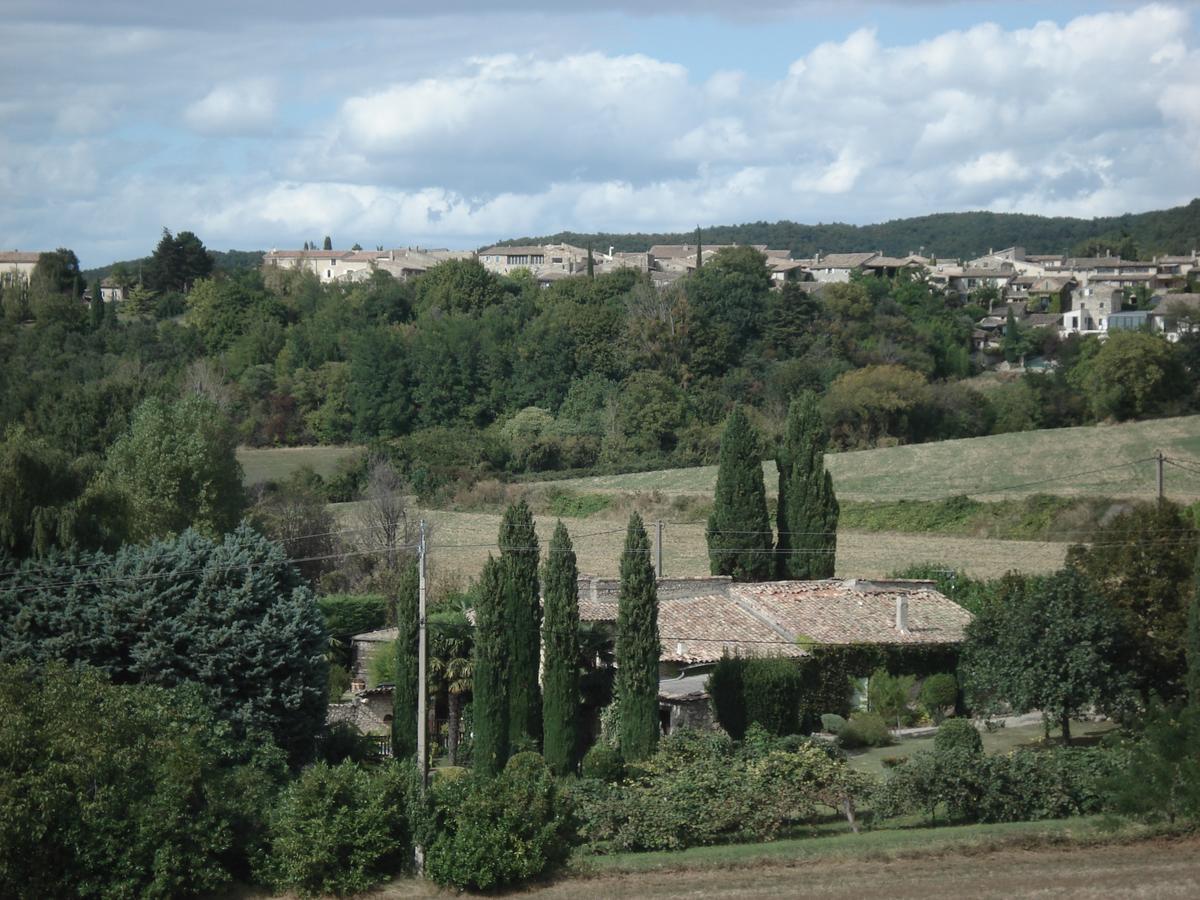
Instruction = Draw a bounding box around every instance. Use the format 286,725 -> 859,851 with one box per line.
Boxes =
499,197 -> 1200,260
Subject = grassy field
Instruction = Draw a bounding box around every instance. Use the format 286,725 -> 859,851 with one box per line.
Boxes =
333,502 -> 1066,582
237,445 -> 361,486
354,821 -> 1196,898
526,415 -> 1200,502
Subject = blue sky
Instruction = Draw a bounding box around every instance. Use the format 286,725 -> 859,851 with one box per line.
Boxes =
2,2 -> 1198,267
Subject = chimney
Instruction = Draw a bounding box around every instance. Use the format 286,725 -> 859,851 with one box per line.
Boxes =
895,595 -> 909,634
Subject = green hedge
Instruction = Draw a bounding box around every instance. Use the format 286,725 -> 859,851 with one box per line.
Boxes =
709,655 -> 803,738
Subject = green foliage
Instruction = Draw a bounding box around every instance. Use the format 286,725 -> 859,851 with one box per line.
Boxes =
707,406 -> 772,581
392,561 -> 420,761
0,525 -> 329,763
823,364 -> 932,449
934,718 -> 983,755
144,229 -> 214,294
775,392 -> 838,579
962,568 -> 1128,743
581,743 -> 626,782
616,513 -> 660,761
838,712 -> 893,749
921,673 -> 958,724
570,728 -> 873,853
1188,557 -> 1200,707
0,662 -> 287,900
820,713 -> 847,735
708,653 -> 747,739
263,761 -> 411,897
1067,500 -> 1198,701
100,394 -> 245,541
423,753 -> 572,890
744,657 -> 804,736
868,668 -> 917,729
542,522 -> 581,775
1108,701 -> 1200,824
500,499 -> 542,747
1070,330 -> 1184,421
472,556 -> 510,775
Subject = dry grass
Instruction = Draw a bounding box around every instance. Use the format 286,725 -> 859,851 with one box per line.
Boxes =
237,445 -> 362,486
525,415 -> 1200,503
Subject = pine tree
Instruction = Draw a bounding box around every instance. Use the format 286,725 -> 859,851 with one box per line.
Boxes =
472,556 -> 510,776
775,393 -> 839,579
391,561 -> 420,760
89,279 -> 104,331
707,406 -> 772,581
616,512 -> 660,761
541,521 -> 581,775
500,499 -> 542,747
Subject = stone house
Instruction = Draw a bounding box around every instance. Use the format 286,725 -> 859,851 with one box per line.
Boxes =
0,251 -> 42,287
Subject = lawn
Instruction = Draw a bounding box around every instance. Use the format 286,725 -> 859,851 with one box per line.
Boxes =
844,717 -> 1117,777
524,415 -> 1200,503
360,819 -> 1195,899
237,445 -> 362,486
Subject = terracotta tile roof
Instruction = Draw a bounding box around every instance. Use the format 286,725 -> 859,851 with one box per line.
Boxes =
264,249 -> 350,260
733,579 -> 970,646
811,252 -> 877,269
658,594 -> 807,663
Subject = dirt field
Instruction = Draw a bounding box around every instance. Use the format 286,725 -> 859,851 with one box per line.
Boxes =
368,836 -> 1200,898
525,415 -> 1200,503
332,503 -> 1065,583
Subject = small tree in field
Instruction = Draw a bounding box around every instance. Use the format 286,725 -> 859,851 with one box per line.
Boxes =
707,406 -> 772,581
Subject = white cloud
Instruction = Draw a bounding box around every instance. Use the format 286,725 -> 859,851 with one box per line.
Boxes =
184,79 -> 277,136
955,151 -> 1023,187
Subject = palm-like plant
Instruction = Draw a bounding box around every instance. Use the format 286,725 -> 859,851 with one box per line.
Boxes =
428,607 -> 474,765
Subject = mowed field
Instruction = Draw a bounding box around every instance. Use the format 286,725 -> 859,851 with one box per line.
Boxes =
237,445 -> 361,486
332,503 -> 1066,581
527,415 -> 1200,503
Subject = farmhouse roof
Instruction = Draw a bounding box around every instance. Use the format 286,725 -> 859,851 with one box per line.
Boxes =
658,673 -> 711,702
811,252 -> 877,269
1025,313 -> 1064,328
264,249 -> 350,260
0,251 -> 43,263
733,579 -> 971,646
351,627 -> 398,643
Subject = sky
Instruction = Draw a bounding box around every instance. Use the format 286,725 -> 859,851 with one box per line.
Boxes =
2,1 -> 1199,267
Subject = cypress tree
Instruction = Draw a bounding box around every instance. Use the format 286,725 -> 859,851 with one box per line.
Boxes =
587,245 -> 595,280
472,556 -> 510,776
616,512 -> 660,761
323,235 -> 333,251
541,521 -> 581,775
775,393 -> 839,579
706,406 -> 772,581
695,225 -> 702,270
391,561 -> 420,760
1188,550 -> 1200,707
499,499 -> 541,747
89,279 -> 104,330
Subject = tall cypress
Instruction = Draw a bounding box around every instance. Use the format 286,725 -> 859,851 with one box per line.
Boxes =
541,521 -> 581,775
616,512 -> 660,761
695,226 -> 703,270
89,279 -> 104,330
499,500 -> 541,747
706,406 -> 773,581
586,245 -> 595,280
1187,550 -> 1200,708
472,556 -> 510,776
391,561 -> 420,760
775,393 -> 839,579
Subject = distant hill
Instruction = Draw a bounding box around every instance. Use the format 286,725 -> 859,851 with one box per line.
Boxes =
82,249 -> 264,283
495,198 -> 1200,261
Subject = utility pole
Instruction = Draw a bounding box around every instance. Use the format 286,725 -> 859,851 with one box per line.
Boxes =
416,520 -> 428,786
1157,451 -> 1165,501
655,521 -> 664,578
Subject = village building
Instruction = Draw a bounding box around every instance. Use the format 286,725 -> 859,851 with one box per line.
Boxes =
0,251 -> 43,286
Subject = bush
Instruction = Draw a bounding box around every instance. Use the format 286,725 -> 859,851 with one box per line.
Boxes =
920,673 -> 958,723
868,667 -> 916,728
0,662 -> 286,900
423,753 -> 572,891
262,761 -> 411,897
708,653 -> 746,739
820,713 -> 847,735
934,718 -> 983,755
582,743 -> 626,782
744,657 -> 804,736
838,713 -> 892,749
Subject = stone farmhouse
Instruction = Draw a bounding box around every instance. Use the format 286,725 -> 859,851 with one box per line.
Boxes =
0,251 -> 43,287
262,247 -> 474,284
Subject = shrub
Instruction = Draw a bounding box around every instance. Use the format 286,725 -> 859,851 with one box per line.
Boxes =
708,653 -> 747,739
934,718 -> 983,755
820,713 -> 847,735
582,743 -> 626,782
838,712 -> 892,749
920,673 -> 958,723
0,663 -> 286,900
868,667 -> 916,728
423,753 -> 572,891
881,755 -> 908,769
744,657 -> 804,735
262,761 -> 411,897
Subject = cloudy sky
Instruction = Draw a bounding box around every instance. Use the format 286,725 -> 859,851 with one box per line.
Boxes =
3,1 -> 1199,266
